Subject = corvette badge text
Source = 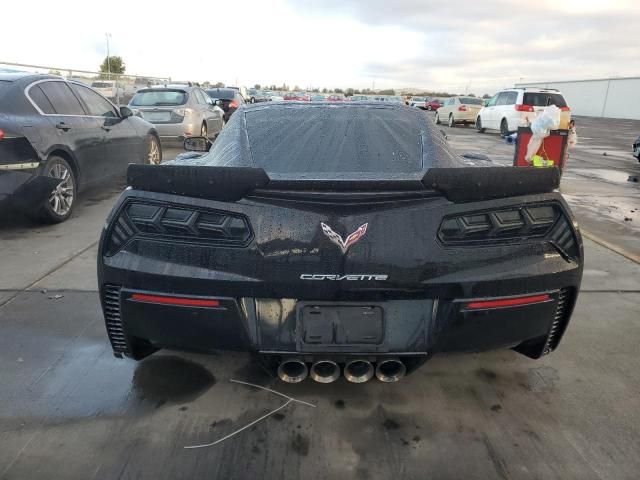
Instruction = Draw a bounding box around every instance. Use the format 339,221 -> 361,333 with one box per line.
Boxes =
300,274 -> 388,281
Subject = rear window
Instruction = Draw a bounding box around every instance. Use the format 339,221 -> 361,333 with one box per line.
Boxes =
0,80 -> 11,99
459,97 -> 483,105
130,89 -> 187,106
244,105 -> 423,174
523,92 -> 567,108
206,89 -> 235,100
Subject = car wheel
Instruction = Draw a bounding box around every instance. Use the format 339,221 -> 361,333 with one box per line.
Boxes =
201,122 -> 208,138
251,97 -> 256,104
476,117 -> 485,133
30,155 -> 77,224
448,114 -> 455,127
500,118 -> 509,136
146,135 -> 162,165
435,112 -> 441,124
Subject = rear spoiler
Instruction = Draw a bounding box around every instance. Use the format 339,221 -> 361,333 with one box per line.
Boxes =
127,164 -> 559,203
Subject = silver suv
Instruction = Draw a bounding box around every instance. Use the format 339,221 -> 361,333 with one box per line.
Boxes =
129,85 -> 225,146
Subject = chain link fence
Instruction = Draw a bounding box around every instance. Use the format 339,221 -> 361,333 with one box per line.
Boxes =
0,61 -> 171,106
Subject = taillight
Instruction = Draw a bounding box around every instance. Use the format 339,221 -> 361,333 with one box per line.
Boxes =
0,129 -> 4,140
458,105 -> 467,111
229,100 -> 239,108
130,293 -> 220,308
560,106 -> 570,111
515,104 -> 534,112
465,294 -> 551,310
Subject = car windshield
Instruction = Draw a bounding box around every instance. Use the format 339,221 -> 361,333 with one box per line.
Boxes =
206,89 -> 235,100
523,92 -> 567,108
244,105 -> 423,175
459,97 -> 483,105
130,89 -> 187,106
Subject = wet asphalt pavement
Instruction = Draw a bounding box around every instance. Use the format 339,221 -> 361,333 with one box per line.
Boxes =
1,114 -> 639,479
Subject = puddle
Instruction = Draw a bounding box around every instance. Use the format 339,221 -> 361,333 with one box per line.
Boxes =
132,355 -> 216,405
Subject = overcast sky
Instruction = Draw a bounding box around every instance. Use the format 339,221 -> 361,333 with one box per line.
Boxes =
2,0 -> 638,94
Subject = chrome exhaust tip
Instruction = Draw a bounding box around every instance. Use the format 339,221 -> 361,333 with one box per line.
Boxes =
375,359 -> 406,382
344,359 -> 374,383
277,359 -> 308,383
310,360 -> 340,383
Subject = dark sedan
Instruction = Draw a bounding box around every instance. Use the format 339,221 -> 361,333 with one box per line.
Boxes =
205,88 -> 245,122
0,73 -> 160,223
98,102 -> 583,384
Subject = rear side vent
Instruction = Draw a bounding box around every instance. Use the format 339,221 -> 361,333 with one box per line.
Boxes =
543,288 -> 573,355
547,216 -> 579,260
102,285 -> 129,357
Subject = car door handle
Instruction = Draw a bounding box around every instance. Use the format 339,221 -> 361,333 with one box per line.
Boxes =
101,126 -> 111,132
55,122 -> 71,131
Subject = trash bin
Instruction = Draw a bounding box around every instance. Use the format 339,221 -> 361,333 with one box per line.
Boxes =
513,127 -> 569,171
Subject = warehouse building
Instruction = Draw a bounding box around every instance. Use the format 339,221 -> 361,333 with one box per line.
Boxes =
515,76 -> 640,120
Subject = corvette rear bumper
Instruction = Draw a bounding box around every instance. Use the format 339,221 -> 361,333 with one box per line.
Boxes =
100,284 -> 577,364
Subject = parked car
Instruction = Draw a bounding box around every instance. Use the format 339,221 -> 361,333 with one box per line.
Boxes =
267,93 -> 285,102
99,102 -> 583,385
633,136 -> 640,162
284,92 -> 310,101
409,97 -> 427,108
424,98 -> 442,111
129,86 -> 224,146
326,95 -> 346,102
247,89 -> 269,104
475,88 -> 570,136
205,88 -> 245,122
310,95 -> 326,101
0,72 -> 160,223
226,85 -> 248,102
90,80 -> 124,100
349,95 -> 369,102
435,96 -> 484,127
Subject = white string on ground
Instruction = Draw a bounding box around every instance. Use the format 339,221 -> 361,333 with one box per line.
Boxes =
184,378 -> 316,449
184,399 -> 293,449
229,379 -> 317,408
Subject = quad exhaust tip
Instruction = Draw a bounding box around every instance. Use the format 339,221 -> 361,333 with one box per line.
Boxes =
278,359 -> 308,383
310,360 -> 340,383
375,359 -> 406,383
344,359 -> 374,383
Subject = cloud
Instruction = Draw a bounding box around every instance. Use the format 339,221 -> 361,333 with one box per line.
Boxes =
1,0 -> 638,93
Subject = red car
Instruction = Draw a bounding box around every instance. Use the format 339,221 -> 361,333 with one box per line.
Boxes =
326,95 -> 347,102
425,98 -> 443,111
283,92 -> 310,101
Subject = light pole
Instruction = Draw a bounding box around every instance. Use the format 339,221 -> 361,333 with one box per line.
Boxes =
105,33 -> 111,80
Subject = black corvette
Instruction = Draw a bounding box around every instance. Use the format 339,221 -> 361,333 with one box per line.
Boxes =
0,72 -> 161,223
98,102 -> 583,384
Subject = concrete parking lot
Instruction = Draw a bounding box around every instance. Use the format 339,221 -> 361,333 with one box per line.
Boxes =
1,114 -> 639,479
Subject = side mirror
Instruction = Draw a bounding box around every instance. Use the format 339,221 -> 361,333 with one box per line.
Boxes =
215,99 -> 222,106
183,136 -> 211,152
120,106 -> 133,118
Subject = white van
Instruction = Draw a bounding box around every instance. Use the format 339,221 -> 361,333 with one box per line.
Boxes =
475,88 -> 570,136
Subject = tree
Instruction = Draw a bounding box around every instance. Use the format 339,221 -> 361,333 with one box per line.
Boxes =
213,81 -> 224,87
378,89 -> 395,96
322,88 -> 328,94
99,56 -> 125,75
254,84 -> 261,90
482,93 -> 491,99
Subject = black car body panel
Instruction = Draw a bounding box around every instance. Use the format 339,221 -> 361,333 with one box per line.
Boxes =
205,88 -> 245,122
98,103 -> 583,380
0,73 -> 157,212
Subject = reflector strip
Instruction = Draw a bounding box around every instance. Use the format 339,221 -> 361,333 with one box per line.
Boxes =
130,293 -> 220,307
466,294 -> 550,310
